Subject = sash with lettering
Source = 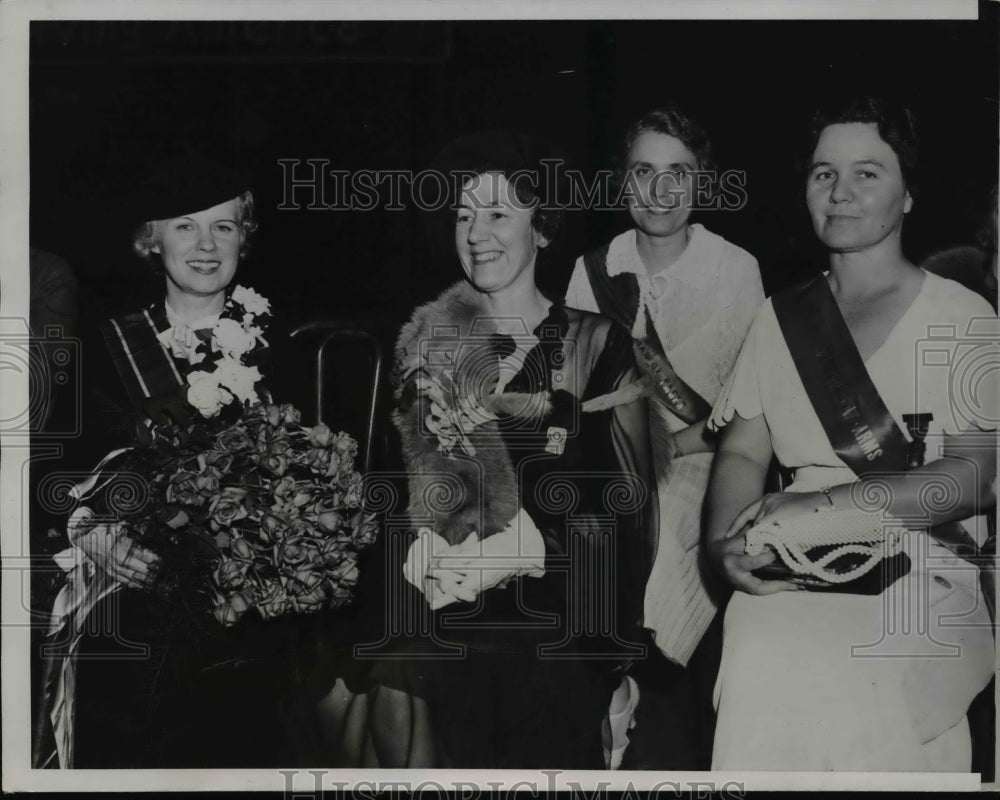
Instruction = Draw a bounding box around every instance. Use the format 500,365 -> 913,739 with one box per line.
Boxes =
582,244 -> 711,424
769,274 -> 985,596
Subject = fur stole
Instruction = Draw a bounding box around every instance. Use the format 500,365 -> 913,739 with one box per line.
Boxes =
392,281 -> 555,546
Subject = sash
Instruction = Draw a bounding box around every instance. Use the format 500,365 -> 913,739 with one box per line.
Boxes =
771,276 -> 985,583
582,244 -> 711,424
101,304 -> 185,413
771,276 -> 910,476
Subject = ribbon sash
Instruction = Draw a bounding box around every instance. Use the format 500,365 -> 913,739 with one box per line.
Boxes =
102,305 -> 185,413
771,275 -> 910,476
582,244 -> 711,424
771,276 -> 986,594
67,447 -> 134,504
582,243 -> 642,333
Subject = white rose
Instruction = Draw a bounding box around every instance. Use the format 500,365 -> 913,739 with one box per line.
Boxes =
212,318 -> 258,360
187,370 -> 234,417
215,358 -> 262,405
231,285 -> 271,316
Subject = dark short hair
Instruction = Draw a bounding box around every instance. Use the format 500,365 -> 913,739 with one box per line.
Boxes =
805,97 -> 920,196
454,169 -> 564,244
437,130 -> 566,246
502,171 -> 564,245
617,106 -> 716,184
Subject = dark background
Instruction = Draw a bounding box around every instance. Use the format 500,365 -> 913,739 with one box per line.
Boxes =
29,10 -> 1000,343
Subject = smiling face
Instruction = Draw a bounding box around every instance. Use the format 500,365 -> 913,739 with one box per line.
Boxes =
454,172 -> 548,296
806,122 -> 913,254
153,198 -> 242,304
624,130 -> 697,239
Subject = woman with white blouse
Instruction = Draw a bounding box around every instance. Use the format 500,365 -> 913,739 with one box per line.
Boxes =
704,96 -> 994,771
565,106 -> 764,768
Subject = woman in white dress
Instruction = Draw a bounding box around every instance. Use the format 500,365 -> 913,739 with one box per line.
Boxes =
706,97 -> 995,771
565,106 -> 764,767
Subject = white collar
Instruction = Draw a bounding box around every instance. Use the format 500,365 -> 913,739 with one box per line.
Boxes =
157,301 -> 221,362
606,224 -> 720,290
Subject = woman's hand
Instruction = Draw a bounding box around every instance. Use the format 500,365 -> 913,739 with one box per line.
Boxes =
427,539 -> 480,605
68,508 -> 159,589
402,528 -> 476,609
708,492 -> 814,595
429,521 -> 546,603
705,414 -> 801,594
707,533 -> 797,595
725,490 -> 828,538
420,509 -> 547,606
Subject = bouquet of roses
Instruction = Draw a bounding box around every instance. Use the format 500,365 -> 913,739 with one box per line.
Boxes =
76,286 -> 378,629
93,404 -> 378,628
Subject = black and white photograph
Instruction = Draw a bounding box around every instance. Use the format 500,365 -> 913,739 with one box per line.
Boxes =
2,0 -> 998,793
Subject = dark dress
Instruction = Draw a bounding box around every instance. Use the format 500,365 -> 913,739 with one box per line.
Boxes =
364,290 -> 657,769
35,298 -> 312,768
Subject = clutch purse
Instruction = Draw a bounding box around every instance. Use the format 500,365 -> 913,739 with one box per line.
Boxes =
746,509 -> 911,595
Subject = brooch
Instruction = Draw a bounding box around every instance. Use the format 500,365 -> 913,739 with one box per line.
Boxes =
545,426 -> 567,455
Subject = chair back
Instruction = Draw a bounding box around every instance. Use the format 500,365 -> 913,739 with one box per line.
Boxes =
289,321 -> 385,474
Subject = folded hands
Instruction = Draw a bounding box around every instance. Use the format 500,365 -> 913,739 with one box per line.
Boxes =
403,507 -> 546,609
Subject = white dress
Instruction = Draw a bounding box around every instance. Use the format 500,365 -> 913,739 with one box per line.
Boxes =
708,271 -> 997,771
566,224 -> 764,664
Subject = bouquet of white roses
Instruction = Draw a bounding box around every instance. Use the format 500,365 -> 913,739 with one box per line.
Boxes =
179,285 -> 271,418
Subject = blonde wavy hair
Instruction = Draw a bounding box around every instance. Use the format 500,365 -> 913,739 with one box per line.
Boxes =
132,189 -> 258,267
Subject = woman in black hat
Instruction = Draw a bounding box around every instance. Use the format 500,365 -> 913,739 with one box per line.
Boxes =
64,154 -> 261,466
359,131 -> 658,768
34,163 -> 307,769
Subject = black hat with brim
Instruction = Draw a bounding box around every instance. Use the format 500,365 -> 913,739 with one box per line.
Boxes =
127,150 -> 250,227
